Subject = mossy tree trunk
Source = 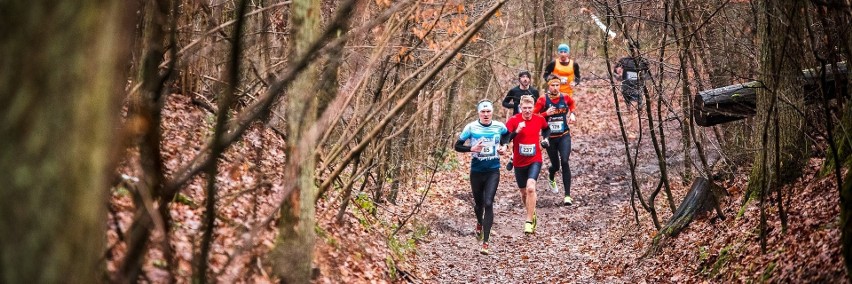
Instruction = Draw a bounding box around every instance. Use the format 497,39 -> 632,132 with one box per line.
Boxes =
834,2 -> 852,280
649,177 -> 727,254
745,0 -> 808,252
746,0 -> 808,202
0,0 -> 132,282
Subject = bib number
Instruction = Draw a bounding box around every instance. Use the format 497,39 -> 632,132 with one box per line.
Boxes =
479,146 -> 496,156
519,144 -> 536,156
559,76 -> 568,84
626,71 -> 638,80
548,121 -> 564,132
480,142 -> 496,156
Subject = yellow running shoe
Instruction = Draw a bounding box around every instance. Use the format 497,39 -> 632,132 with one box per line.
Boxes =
480,242 -> 490,255
549,179 -> 559,193
524,221 -> 534,234
563,195 -> 573,206
532,213 -> 538,230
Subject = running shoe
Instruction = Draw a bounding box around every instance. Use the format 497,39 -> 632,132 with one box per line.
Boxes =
563,195 -> 573,206
506,161 -> 513,171
549,179 -> 559,193
524,221 -> 534,234
475,224 -> 483,240
480,242 -> 490,255
532,213 -> 537,231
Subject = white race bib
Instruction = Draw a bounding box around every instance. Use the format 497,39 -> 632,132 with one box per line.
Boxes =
559,76 -> 568,84
519,144 -> 536,156
548,121 -> 564,132
481,145 -> 495,155
479,140 -> 496,156
626,71 -> 638,80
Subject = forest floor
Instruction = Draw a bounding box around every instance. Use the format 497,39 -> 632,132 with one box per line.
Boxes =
410,73 -> 849,283
107,58 -> 848,283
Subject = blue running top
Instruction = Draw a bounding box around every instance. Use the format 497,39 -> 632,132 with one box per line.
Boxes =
458,121 -> 508,172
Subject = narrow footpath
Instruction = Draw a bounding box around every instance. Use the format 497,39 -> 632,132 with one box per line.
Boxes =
413,81 -> 661,283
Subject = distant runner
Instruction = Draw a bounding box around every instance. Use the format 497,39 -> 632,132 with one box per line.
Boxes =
535,76 -> 577,206
454,99 -> 508,255
614,43 -> 650,109
502,70 -> 540,171
543,43 -> 582,97
505,95 -> 550,234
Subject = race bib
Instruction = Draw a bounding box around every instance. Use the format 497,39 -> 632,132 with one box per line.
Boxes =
479,140 -> 496,157
559,76 -> 568,84
519,144 -> 536,156
548,121 -> 564,132
626,71 -> 638,80
481,145 -> 495,155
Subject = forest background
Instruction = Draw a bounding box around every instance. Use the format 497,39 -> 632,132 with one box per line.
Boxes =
2,0 -> 852,282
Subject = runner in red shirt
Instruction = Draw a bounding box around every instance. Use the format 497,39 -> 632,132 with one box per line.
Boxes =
505,95 -> 551,234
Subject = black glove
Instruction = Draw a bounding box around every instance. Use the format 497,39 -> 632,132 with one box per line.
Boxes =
541,138 -> 550,148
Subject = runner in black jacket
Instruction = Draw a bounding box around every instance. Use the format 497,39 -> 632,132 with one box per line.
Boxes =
502,71 -> 540,115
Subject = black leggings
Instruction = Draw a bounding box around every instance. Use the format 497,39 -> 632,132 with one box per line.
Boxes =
470,170 -> 499,243
546,133 -> 572,196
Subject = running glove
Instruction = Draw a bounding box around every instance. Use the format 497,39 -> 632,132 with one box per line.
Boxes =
541,138 -> 550,148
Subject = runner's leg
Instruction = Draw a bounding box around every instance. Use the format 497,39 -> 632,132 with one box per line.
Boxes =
545,141 -> 560,182
470,172 -> 486,228
524,162 -> 541,229
525,162 -> 542,222
481,171 -> 499,243
515,165 -> 534,222
557,134 -> 572,197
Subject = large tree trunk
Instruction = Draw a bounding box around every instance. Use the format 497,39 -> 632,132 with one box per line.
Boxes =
746,0 -> 808,200
274,0 -> 322,282
0,0 -> 131,282
744,1 -> 808,250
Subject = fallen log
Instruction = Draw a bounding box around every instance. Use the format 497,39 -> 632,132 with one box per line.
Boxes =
647,177 -> 727,255
803,61 -> 848,104
693,62 -> 848,127
693,81 -> 760,127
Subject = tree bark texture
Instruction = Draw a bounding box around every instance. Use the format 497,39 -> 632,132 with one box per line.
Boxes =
0,0 -> 132,282
649,177 -> 727,254
275,0 -> 322,282
746,0 -> 808,199
693,81 -> 760,127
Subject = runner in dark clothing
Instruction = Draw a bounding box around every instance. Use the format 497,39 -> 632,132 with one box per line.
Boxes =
454,99 -> 508,255
534,76 -> 577,206
614,43 -> 649,109
502,71 -> 540,171
505,95 -> 550,234
502,71 -> 540,115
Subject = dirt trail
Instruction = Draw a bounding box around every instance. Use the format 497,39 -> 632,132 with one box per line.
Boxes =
413,82 -> 656,283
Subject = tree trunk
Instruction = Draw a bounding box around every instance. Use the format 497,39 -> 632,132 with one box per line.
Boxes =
745,0 -> 808,222
649,177 -> 727,254
843,166 -> 852,282
0,0 -> 132,282
274,0 -> 322,282
534,0 -> 555,88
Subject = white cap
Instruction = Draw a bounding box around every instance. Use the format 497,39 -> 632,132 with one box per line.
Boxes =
477,101 -> 493,112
